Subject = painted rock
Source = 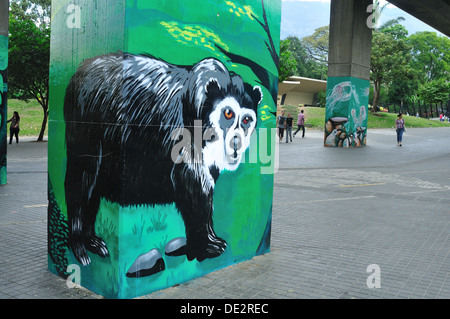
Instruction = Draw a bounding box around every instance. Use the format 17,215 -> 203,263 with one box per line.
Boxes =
126,249 -> 165,278
165,237 -> 187,257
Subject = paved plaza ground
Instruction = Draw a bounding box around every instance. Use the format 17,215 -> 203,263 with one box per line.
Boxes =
0,127 -> 449,300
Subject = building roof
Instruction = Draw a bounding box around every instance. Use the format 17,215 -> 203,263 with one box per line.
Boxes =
278,76 -> 327,96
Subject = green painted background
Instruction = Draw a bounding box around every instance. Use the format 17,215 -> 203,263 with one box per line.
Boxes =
48,0 -> 280,298
324,76 -> 369,147
0,35 -> 8,185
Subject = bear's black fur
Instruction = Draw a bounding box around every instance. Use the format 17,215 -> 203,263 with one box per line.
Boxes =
63,52 -> 262,266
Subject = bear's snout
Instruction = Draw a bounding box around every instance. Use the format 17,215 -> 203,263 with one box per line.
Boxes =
232,135 -> 242,152
227,131 -> 244,160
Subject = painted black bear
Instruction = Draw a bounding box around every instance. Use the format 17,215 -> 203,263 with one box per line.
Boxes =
64,52 -> 262,266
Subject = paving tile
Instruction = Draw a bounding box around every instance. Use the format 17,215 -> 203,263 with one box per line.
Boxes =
1,130 -> 450,300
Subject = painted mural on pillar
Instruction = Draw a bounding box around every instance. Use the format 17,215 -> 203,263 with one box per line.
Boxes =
324,77 -> 369,147
63,53 -> 263,266
48,0 -> 280,298
0,35 -> 7,185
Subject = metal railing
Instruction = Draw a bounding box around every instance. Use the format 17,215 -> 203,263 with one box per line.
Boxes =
378,100 -> 450,119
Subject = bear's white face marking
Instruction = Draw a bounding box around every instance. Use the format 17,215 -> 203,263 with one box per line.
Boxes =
203,96 -> 257,173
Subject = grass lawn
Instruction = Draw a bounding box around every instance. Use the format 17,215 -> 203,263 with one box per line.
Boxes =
5,99 -> 47,137
279,104 -> 450,130
368,111 -> 450,129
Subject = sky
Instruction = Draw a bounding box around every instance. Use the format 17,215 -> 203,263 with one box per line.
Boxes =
280,0 -> 444,40
281,0 -> 393,6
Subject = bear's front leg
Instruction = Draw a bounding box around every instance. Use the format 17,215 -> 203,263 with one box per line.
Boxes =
172,166 -> 226,262
64,137 -> 110,266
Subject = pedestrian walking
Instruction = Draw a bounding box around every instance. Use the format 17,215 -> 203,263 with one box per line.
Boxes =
276,110 -> 286,142
285,113 -> 293,143
395,113 -> 406,146
293,109 -> 305,138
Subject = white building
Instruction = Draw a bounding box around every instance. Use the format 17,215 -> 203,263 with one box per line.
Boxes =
277,76 -> 327,107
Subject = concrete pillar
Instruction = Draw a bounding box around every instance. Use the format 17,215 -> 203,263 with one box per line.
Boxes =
0,0 -> 8,185
324,0 -> 372,147
48,0 -> 280,298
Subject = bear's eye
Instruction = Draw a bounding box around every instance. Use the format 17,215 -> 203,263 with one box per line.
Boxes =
242,116 -> 252,125
224,108 -> 234,120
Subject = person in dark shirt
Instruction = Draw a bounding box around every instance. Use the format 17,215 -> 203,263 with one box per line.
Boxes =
7,111 -> 20,144
276,110 -> 286,142
285,113 -> 293,143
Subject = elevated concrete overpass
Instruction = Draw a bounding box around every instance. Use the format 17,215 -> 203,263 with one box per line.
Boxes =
388,0 -> 450,37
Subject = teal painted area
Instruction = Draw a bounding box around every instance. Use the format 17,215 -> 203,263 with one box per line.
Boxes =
49,0 -> 280,298
48,0 -> 128,297
0,166 -> 6,185
0,72 -> 3,105
0,35 -> 7,70
324,76 -> 369,147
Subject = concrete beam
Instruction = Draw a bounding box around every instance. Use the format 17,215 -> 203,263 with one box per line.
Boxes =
328,0 -> 372,81
388,0 -> 450,37
0,0 -> 9,37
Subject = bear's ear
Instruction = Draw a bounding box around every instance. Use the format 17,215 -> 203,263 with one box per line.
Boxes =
205,78 -> 222,98
250,86 -> 263,107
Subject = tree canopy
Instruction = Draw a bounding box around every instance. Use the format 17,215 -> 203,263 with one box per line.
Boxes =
370,29 -> 413,110
301,25 -> 329,65
278,38 -> 297,82
419,79 -> 450,105
407,31 -> 450,83
279,27 -> 329,81
371,29 -> 450,110
8,0 -> 50,141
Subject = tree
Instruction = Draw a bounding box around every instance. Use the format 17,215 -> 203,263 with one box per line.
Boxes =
301,26 -> 329,80
418,79 -> 450,105
370,30 -> 412,111
317,90 -> 326,108
381,24 -> 408,40
380,25 -> 420,108
407,31 -> 450,83
387,66 -> 419,108
302,25 -> 328,65
285,36 -> 309,77
8,0 -> 50,141
278,38 -> 297,82
285,35 -> 327,80
9,0 -> 50,26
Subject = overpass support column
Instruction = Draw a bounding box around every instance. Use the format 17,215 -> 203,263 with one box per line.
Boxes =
324,0 -> 372,147
0,0 -> 8,184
